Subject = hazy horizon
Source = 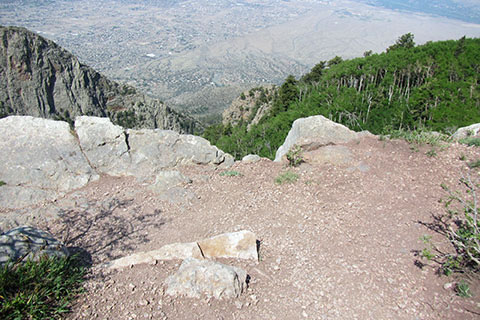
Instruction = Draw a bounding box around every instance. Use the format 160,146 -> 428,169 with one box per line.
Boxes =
1,0 -> 480,118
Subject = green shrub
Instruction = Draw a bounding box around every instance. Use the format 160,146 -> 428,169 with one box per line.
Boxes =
286,145 -> 304,167
432,174 -> 480,274
0,181 -> 5,187
275,171 -> 299,184
0,255 -> 86,319
456,280 -> 472,298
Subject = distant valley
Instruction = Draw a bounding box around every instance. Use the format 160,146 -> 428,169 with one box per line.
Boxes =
1,0 -> 480,123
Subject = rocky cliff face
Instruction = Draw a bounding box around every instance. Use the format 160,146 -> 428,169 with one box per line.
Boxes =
0,26 -> 197,133
222,86 -> 275,128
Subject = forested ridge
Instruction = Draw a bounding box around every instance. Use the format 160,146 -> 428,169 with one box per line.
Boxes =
203,35 -> 480,159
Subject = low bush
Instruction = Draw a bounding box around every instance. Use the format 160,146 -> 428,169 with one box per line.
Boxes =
422,172 -> 480,275
286,145 -> 304,167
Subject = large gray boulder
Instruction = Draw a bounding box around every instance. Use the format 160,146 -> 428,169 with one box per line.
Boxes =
75,116 -> 234,179
165,258 -> 247,299
0,116 -> 98,209
452,123 -> 480,140
0,226 -> 69,266
274,115 -> 364,162
127,129 -> 234,171
75,116 -> 131,175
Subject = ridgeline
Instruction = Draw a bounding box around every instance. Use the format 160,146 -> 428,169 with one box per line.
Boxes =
204,35 -> 480,159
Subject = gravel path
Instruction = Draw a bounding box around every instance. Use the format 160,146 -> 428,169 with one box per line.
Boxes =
5,136 -> 480,319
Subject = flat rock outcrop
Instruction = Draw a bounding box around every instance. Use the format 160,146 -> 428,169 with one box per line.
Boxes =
0,26 -> 197,133
0,116 -> 233,210
105,242 -> 203,269
105,230 -> 258,269
274,115 -> 369,162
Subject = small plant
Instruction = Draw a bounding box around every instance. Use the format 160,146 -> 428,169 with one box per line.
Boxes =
286,145 -> 304,167
220,170 -> 242,177
459,154 -> 467,161
0,255 -> 86,319
439,173 -> 480,273
0,180 -> 5,187
459,137 -> 480,147
456,280 -> 472,298
426,148 -> 437,157
420,173 -> 480,277
421,247 -> 435,260
468,159 -> 480,169
275,171 -> 299,184
420,235 -> 436,260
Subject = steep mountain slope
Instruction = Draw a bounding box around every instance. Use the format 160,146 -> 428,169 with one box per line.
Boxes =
205,36 -> 480,159
0,26 -> 197,133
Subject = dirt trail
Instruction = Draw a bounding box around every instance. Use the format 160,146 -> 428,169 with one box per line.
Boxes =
32,136 -> 480,319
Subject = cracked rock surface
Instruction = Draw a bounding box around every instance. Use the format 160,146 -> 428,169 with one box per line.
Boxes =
0,116 -> 233,211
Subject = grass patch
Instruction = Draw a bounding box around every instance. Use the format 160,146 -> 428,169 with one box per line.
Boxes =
275,171 -> 299,184
0,181 -> 5,187
388,128 -> 449,147
468,160 -> 480,169
0,255 -> 86,320
219,170 -> 242,177
459,137 -> 480,147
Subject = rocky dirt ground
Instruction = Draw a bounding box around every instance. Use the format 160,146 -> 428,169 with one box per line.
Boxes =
4,136 -> 480,319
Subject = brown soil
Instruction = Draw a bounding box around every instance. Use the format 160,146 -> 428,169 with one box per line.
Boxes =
20,137 -> 480,319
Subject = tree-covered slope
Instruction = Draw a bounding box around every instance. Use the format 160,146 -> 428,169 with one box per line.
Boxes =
204,35 -> 480,159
